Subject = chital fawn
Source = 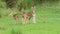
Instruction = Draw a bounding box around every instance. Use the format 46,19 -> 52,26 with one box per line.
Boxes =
9,12 -> 19,24
21,6 -> 36,24
21,8 -> 28,25
27,6 -> 36,23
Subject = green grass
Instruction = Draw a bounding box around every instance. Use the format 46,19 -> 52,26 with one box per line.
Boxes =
0,6 -> 60,34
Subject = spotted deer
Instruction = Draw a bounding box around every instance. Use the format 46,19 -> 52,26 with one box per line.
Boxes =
21,6 -> 36,24
21,8 -> 28,25
27,6 -> 36,23
9,12 -> 19,24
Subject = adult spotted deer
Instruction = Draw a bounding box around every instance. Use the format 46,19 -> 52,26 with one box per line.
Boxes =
9,12 -> 19,24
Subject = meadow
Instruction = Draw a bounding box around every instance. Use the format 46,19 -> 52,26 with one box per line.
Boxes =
0,3 -> 60,34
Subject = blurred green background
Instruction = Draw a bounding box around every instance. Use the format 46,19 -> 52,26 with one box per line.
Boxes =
0,0 -> 60,34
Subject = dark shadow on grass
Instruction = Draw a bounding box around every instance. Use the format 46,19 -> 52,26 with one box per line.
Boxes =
0,26 -> 6,30
11,28 -> 22,34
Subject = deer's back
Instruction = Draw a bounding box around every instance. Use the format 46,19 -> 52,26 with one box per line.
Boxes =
13,14 -> 18,19
27,12 -> 33,17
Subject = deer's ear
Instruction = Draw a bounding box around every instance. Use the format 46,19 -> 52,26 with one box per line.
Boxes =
21,8 -> 25,12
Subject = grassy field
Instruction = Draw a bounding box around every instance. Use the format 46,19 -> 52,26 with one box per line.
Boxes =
0,5 -> 60,34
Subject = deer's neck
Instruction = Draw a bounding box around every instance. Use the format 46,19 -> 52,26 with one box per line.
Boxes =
32,9 -> 35,14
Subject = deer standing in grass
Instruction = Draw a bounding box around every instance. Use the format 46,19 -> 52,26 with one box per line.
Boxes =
9,12 -> 19,24
21,8 -> 28,25
27,6 -> 36,23
21,6 -> 36,24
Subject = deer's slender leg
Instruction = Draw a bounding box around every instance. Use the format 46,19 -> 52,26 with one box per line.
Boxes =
15,18 -> 19,24
22,17 -> 26,25
32,14 -> 36,23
